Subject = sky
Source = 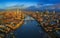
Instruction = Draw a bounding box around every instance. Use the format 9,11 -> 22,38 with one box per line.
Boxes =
0,0 -> 60,9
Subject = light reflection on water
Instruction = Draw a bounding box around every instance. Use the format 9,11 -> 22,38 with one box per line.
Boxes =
13,15 -> 60,38
14,20 -> 48,38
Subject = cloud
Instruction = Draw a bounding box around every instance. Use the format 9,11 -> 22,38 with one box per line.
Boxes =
0,1 -> 37,9
34,4 -> 54,8
5,2 -> 18,7
0,0 -> 59,9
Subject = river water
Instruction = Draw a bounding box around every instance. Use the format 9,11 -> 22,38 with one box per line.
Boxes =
14,20 -> 48,38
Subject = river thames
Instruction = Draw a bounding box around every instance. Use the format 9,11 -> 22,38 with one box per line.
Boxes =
14,20 -> 48,38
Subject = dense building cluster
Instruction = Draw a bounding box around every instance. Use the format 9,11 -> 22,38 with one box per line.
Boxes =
24,11 -> 60,32
0,9 -> 60,38
39,11 -> 60,32
0,9 -> 25,38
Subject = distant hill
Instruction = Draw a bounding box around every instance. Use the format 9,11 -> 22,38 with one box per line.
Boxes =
0,4 -> 60,12
24,4 -> 60,12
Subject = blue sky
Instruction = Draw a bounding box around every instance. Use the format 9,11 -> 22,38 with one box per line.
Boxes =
0,0 -> 60,9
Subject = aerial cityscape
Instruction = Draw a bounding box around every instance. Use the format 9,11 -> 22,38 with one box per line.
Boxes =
0,0 -> 60,38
